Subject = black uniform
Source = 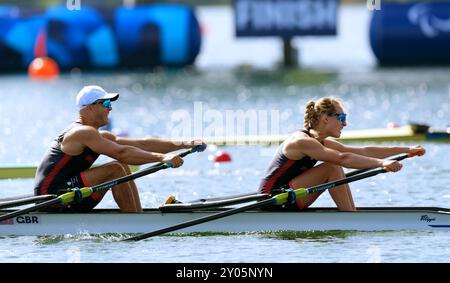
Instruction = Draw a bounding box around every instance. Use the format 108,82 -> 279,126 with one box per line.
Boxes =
34,122 -> 102,212
258,130 -> 318,210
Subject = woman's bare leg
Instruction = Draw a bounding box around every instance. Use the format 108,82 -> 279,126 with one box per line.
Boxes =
289,162 -> 355,211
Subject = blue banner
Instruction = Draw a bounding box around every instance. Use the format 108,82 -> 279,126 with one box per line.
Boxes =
234,0 -> 339,37
370,1 -> 450,65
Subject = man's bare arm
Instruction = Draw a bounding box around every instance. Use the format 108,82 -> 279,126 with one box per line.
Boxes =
102,131 -> 203,154
63,127 -> 165,165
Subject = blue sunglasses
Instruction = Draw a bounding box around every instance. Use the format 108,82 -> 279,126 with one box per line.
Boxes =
328,112 -> 347,122
92,99 -> 112,108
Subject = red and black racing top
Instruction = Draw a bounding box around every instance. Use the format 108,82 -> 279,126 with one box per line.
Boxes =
34,122 -> 99,195
258,130 -> 318,194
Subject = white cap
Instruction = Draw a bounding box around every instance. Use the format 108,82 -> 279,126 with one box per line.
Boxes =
76,85 -> 119,110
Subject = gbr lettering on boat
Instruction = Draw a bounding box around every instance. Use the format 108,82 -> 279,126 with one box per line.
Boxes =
15,216 -> 39,224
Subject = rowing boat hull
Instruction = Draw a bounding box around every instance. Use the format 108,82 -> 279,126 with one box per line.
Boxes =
1,207 -> 450,236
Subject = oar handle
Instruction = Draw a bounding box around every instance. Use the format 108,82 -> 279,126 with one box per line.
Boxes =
91,145 -> 206,193
144,145 -> 206,169
184,145 -> 207,155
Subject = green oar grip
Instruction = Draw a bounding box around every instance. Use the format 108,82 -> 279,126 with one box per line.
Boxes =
60,187 -> 93,205
274,188 -> 308,205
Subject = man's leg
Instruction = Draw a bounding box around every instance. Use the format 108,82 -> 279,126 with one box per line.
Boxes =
121,163 -> 142,211
82,161 -> 143,212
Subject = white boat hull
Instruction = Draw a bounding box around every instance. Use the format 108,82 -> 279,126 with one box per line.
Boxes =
1,207 -> 450,236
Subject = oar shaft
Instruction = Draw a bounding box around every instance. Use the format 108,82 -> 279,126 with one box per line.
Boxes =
125,166 -> 389,241
0,198 -> 60,222
160,193 -> 270,211
307,168 -> 386,194
92,163 -> 168,193
125,198 -> 274,241
345,154 -> 408,178
273,168 -> 387,205
0,194 -> 56,209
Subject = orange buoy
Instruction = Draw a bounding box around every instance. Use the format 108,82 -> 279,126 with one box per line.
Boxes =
28,56 -> 60,80
213,151 -> 232,163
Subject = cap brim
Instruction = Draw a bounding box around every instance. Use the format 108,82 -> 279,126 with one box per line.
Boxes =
103,93 -> 119,101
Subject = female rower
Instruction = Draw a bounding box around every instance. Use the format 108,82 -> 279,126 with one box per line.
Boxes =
258,96 -> 425,211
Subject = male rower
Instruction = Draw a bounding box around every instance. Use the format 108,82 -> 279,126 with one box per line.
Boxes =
34,85 -> 206,213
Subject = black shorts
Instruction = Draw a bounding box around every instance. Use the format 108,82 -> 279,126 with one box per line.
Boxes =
44,173 -> 102,213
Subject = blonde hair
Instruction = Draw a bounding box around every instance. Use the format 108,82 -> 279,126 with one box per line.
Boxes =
304,97 -> 343,130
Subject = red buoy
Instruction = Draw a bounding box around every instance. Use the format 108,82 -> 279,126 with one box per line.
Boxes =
213,151 -> 232,163
28,28 -> 59,80
28,56 -> 60,80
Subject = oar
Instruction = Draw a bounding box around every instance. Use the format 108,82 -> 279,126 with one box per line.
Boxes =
160,193 -> 270,212
124,166 -> 392,241
0,194 -> 57,209
0,145 -> 206,222
345,152 -> 421,178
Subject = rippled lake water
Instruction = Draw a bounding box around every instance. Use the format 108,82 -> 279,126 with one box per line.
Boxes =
0,5 -> 450,263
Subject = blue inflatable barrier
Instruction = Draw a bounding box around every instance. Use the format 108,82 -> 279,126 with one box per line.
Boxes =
0,4 -> 201,70
0,7 -> 44,71
370,1 -> 450,65
115,4 -> 201,67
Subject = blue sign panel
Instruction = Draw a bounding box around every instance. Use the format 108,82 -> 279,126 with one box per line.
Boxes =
234,0 -> 339,37
370,1 -> 450,65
